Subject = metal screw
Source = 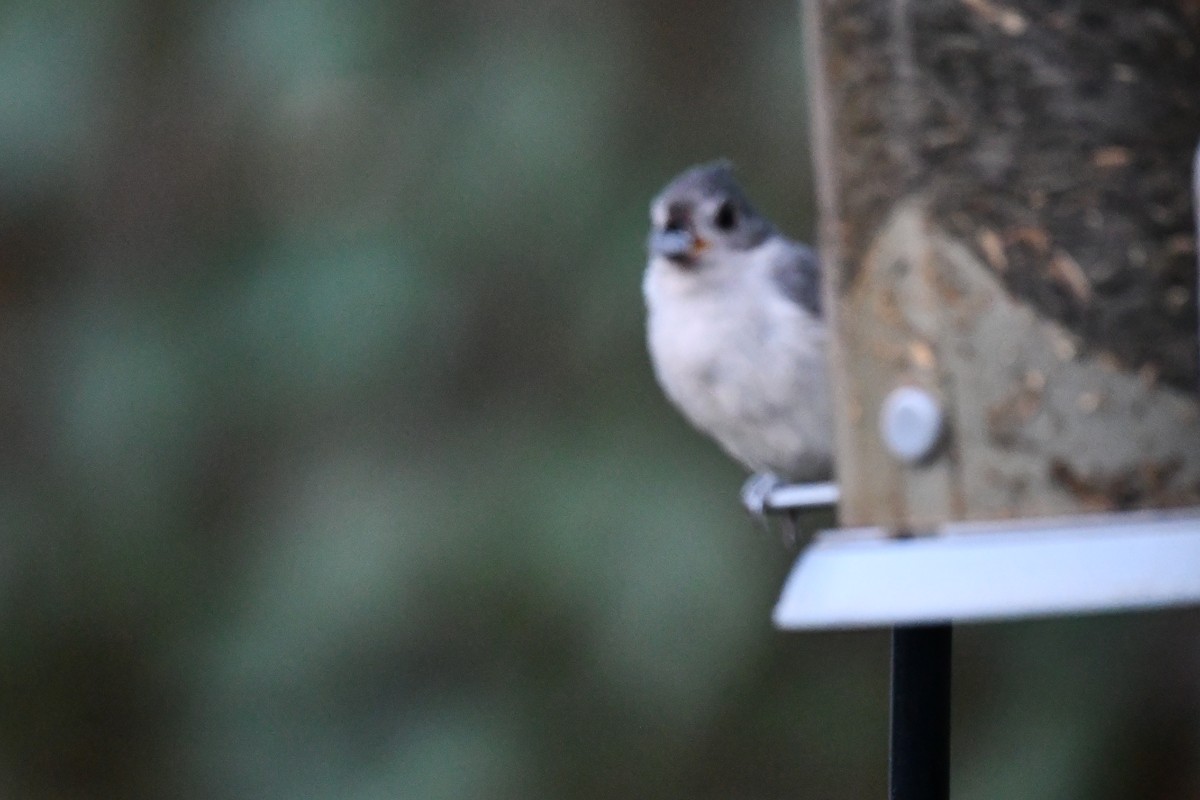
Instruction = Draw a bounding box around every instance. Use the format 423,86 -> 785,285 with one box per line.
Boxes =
880,386 -> 945,464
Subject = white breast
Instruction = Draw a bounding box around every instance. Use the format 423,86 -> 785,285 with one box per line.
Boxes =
643,240 -> 833,480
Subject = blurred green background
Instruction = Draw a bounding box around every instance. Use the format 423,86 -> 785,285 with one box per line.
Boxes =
0,1 -> 1197,798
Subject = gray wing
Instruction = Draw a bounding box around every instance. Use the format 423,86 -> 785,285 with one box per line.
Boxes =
771,241 -> 823,318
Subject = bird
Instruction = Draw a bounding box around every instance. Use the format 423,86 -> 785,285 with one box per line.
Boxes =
642,161 -> 834,518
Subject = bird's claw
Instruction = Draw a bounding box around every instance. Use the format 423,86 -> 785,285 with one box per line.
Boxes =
741,472 -> 809,548
740,472 -> 784,520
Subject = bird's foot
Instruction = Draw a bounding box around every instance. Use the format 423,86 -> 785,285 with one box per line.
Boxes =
740,472 -> 784,520
740,472 -> 808,548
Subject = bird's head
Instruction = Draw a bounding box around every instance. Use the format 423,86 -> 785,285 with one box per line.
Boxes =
647,161 -> 776,269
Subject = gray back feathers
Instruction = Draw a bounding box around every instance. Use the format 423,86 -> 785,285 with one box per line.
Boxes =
772,243 -> 823,319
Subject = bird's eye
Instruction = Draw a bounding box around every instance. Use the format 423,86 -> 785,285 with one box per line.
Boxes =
713,201 -> 737,231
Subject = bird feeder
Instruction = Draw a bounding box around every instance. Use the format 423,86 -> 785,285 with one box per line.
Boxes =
777,0 -> 1200,628
773,3 -> 1200,797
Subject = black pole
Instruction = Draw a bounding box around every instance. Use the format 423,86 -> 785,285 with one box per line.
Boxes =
889,624 -> 952,800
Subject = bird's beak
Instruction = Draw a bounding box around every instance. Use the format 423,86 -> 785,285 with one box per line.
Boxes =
649,228 -> 706,265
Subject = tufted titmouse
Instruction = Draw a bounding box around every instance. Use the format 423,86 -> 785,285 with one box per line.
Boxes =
643,162 -> 834,516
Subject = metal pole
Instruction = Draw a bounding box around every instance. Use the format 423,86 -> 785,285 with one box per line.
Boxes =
889,624 -> 952,800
